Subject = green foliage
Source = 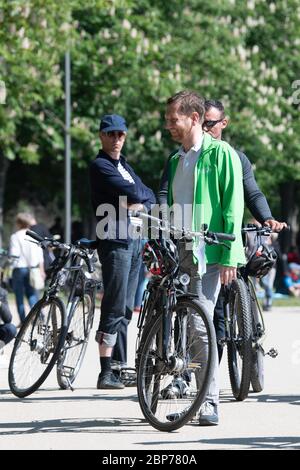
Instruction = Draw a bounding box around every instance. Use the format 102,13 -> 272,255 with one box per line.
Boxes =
1,0 -> 300,222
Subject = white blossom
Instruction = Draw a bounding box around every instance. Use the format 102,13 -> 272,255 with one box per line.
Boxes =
47,127 -> 55,136
131,28 -> 138,39
277,143 -> 283,151
27,143 -> 38,152
139,135 -> 145,144
103,29 -> 111,39
21,38 -> 30,49
155,130 -> 162,141
60,22 -> 71,32
22,5 -> 31,18
17,27 -> 25,38
122,19 -> 131,30
0,81 -> 7,104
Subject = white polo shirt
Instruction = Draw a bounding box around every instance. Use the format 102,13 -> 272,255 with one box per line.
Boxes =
172,135 -> 203,231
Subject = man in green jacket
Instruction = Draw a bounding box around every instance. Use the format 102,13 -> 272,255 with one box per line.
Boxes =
162,90 -> 245,425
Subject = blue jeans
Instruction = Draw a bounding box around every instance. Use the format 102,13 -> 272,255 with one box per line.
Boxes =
12,268 -> 38,322
96,239 -> 142,368
0,323 -> 17,345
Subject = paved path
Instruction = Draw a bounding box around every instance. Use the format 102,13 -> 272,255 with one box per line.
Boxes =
0,304 -> 300,450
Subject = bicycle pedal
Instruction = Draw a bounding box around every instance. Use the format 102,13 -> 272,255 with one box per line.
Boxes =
265,347 -> 278,358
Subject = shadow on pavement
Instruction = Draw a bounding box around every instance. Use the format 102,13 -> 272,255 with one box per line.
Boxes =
220,391 -> 300,405
0,416 -> 152,436
138,436 -> 300,450
0,388 -> 139,404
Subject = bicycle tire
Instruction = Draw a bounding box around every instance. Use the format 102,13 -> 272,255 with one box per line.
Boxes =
249,283 -> 265,392
9,297 -> 67,398
250,346 -> 264,392
56,291 -> 95,389
227,278 -> 253,401
137,297 -> 217,432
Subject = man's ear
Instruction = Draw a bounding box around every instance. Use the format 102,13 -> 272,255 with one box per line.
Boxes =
222,115 -> 229,130
191,111 -> 201,125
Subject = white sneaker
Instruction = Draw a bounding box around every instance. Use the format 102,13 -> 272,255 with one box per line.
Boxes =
198,401 -> 219,426
161,377 -> 190,399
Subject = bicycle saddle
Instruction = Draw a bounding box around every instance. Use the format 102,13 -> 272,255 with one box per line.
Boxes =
75,238 -> 99,250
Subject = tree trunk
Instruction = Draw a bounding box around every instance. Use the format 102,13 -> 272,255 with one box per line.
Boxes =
0,151 -> 10,248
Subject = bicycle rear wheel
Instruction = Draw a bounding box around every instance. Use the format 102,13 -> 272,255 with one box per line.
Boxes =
56,291 -> 95,389
227,278 -> 253,401
137,297 -> 217,432
9,297 -> 67,398
250,345 -> 264,392
249,281 -> 265,392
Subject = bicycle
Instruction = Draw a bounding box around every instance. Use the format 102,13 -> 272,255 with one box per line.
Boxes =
8,230 -> 101,398
132,211 -> 235,432
222,225 -> 280,401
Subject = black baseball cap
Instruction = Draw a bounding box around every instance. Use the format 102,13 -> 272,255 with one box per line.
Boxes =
99,114 -> 128,133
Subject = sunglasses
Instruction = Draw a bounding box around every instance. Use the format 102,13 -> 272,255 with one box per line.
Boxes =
202,119 -> 223,129
105,131 -> 126,138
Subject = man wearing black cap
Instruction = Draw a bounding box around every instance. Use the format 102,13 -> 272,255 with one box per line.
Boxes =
90,114 -> 156,389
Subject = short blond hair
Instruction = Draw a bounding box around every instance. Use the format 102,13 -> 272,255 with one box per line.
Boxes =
15,212 -> 34,229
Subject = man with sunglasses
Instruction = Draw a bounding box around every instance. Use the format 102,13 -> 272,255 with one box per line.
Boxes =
203,100 -> 287,361
90,114 -> 155,389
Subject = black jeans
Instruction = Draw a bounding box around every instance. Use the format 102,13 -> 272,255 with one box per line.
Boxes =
96,238 -> 142,368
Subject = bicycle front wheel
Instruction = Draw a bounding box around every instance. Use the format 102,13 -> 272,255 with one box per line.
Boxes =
227,278 -> 253,401
9,297 -> 67,398
137,297 -> 217,432
57,292 -> 95,389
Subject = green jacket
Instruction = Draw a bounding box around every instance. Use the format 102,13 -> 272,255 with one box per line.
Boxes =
167,133 -> 245,267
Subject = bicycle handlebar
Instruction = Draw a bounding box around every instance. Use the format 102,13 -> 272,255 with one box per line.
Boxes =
242,224 -> 290,236
207,231 -> 236,242
128,211 -> 236,244
26,229 -> 45,243
26,230 -> 97,273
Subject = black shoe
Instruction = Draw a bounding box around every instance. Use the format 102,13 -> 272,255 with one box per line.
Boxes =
97,372 -> 125,390
166,407 -> 190,422
198,401 -> 219,426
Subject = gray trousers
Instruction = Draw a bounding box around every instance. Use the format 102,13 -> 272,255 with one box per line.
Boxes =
178,241 -> 221,405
